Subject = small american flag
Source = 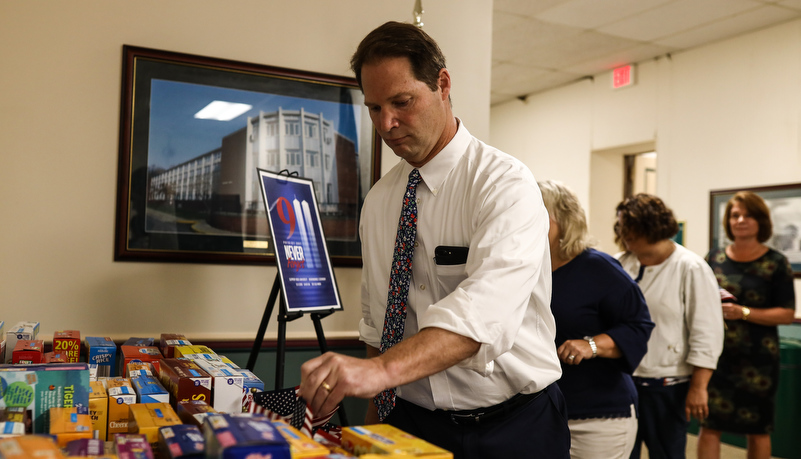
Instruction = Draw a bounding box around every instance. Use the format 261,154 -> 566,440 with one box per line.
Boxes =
248,385 -> 338,438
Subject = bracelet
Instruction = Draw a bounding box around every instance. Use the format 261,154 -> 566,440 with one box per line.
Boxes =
742,306 -> 751,321
583,336 -> 597,358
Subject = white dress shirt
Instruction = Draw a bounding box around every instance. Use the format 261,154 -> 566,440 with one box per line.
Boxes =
617,243 -> 724,378
358,122 -> 561,411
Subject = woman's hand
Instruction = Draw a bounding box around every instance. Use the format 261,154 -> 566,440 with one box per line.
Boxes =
557,339 -> 593,365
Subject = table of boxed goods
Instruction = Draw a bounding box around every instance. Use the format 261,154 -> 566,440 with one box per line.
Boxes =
0,324 -> 453,458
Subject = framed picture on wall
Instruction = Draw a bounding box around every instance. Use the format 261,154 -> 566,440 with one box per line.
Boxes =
115,45 -> 380,266
710,183 -> 801,277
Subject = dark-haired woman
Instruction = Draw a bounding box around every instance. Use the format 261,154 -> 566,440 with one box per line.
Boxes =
697,191 -> 796,459
615,194 -> 724,459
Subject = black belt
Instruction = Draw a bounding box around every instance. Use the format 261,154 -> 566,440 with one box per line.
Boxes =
438,387 -> 547,426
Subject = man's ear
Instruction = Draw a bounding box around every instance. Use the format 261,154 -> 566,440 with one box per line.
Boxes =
438,68 -> 451,100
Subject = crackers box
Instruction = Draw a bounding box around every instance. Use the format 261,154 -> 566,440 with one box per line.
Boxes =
0,363 -> 90,434
203,413 -> 290,459
120,346 -> 163,376
158,424 -> 204,459
53,330 -> 81,363
273,420 -> 330,459
103,377 -> 136,440
341,424 -> 452,458
157,359 -> 211,406
158,334 -> 191,359
131,376 -> 170,404
128,403 -> 181,454
48,407 -> 93,447
85,337 -> 117,378
0,435 -> 65,458
89,380 -> 108,441
193,359 -> 244,413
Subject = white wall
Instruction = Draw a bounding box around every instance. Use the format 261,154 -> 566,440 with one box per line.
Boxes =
491,18 -> 801,314
0,0 -> 493,340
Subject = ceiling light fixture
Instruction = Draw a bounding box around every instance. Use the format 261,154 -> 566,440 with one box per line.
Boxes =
194,101 -> 253,121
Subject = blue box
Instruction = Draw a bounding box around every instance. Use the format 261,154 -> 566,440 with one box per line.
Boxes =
85,337 -> 116,378
203,413 -> 290,459
159,424 -> 204,458
131,376 -> 170,404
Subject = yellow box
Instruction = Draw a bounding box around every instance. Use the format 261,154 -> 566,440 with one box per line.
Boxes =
273,420 -> 330,458
0,435 -> 66,458
342,424 -> 452,458
49,407 -> 93,447
103,377 -> 136,441
173,344 -> 218,360
88,381 -> 108,441
128,402 -> 181,453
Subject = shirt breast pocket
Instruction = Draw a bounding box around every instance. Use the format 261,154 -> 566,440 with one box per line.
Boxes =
434,263 -> 468,297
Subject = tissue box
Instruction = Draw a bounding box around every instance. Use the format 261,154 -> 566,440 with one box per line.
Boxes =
85,337 -> 117,378
203,413 -> 290,459
158,424 -> 204,459
341,424 -> 452,458
49,407 -> 92,447
52,330 -> 81,363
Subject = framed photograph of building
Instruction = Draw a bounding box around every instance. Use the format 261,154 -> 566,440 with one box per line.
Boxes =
115,45 -> 380,266
710,183 -> 801,277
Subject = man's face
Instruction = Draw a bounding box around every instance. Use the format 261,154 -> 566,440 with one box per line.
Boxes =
361,57 -> 450,167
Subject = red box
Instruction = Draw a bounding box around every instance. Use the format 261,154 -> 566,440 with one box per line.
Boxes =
120,345 -> 163,374
53,330 -> 81,363
159,333 -> 191,358
44,351 -> 69,363
12,339 -> 44,364
157,358 -> 212,406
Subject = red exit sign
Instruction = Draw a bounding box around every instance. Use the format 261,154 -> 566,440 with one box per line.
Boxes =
612,64 -> 635,89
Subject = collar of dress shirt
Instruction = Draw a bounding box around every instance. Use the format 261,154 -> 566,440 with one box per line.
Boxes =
413,118 -> 471,197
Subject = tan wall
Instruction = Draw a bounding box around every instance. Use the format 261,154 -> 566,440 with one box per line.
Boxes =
0,0 -> 493,340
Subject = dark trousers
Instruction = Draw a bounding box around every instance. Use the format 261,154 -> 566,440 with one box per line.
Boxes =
630,382 -> 690,459
385,384 -> 570,459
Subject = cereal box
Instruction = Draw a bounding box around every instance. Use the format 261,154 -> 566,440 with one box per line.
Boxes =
192,359 -> 244,413
173,345 -> 218,361
63,438 -> 105,456
273,420 -> 330,458
131,376 -> 170,404
5,321 -> 39,364
158,424 -> 204,458
103,377 -> 136,440
0,363 -> 90,434
341,424 -> 452,458
158,334 -> 191,359
53,330 -> 81,363
203,413 -> 290,459
157,359 -> 211,406
0,434 -> 65,458
48,407 -> 93,447
85,337 -> 117,378
120,346 -> 163,376
128,403 -> 181,454
88,380 -> 108,441
175,400 -> 216,428
11,339 -> 44,364
114,433 -> 154,459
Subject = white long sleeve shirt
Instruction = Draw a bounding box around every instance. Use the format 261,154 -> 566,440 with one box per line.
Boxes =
617,243 -> 724,378
358,122 -> 561,411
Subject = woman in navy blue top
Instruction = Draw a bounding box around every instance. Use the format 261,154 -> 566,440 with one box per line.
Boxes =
539,180 -> 654,459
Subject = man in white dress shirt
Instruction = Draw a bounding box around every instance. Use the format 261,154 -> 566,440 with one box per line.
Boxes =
299,21 -> 569,459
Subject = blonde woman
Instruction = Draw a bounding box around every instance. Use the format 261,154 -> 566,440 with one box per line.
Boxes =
539,181 -> 654,459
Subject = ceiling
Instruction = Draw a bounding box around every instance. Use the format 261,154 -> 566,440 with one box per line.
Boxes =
491,0 -> 801,105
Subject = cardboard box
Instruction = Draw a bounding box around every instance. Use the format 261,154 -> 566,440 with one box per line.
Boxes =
128,403 -> 181,454
175,400 -> 216,428
0,435 -> 65,458
0,406 -> 28,433
0,421 -> 25,437
5,321 -> 39,364
114,433 -> 154,459
173,345 -> 218,361
49,407 -> 93,447
123,338 -> 155,347
89,380 -> 108,441
53,330 -> 81,363
158,334 -> 191,359
193,359 -> 244,413
341,424 -> 453,458
63,438 -> 106,456
120,346 -> 163,376
126,362 -> 155,379
239,370 -> 264,413
157,359 -> 211,406
12,339 -> 44,364
203,413 -> 290,459
44,352 -> 69,364
131,376 -> 170,404
158,424 -> 204,459
0,363 -> 90,434
103,377 -> 136,440
273,420 -> 330,459
85,337 -> 117,378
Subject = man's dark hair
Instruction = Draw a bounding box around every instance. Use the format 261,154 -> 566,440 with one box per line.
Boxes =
614,193 -> 680,248
350,21 -> 446,91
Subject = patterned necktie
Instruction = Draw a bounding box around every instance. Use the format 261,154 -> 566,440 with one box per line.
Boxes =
374,168 -> 422,421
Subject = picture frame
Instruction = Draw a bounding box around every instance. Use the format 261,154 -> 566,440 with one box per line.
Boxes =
115,45 -> 380,266
257,170 -> 342,313
710,183 -> 801,277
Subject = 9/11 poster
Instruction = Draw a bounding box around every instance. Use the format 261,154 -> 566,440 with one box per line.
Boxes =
258,169 -> 342,312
